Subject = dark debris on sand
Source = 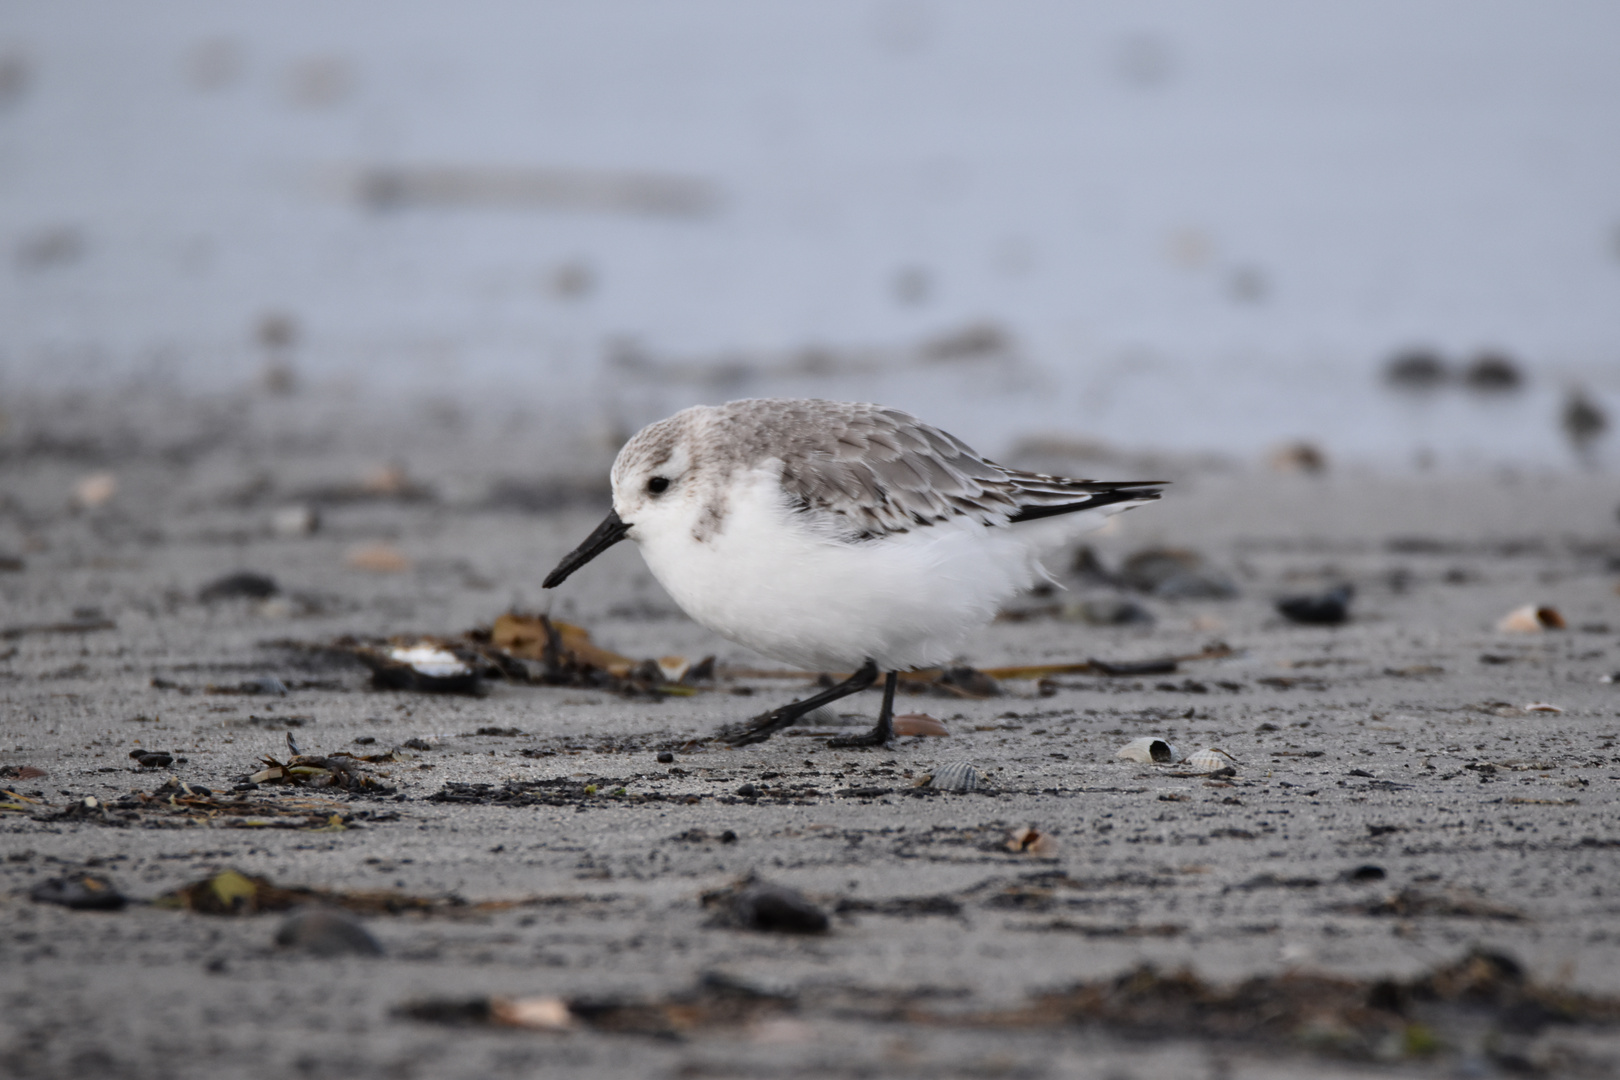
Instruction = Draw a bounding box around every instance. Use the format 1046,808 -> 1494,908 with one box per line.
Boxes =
395,948 -> 1620,1070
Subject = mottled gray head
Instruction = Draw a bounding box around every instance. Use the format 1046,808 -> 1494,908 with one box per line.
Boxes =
609,408 -> 702,525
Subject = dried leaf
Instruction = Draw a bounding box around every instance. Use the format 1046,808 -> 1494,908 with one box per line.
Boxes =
491,613 -> 637,675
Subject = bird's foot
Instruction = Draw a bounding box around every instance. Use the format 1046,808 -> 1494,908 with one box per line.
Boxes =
714,708 -> 800,747
825,725 -> 889,749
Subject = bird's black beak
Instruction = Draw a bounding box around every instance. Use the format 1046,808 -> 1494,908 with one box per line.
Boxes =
543,510 -> 631,588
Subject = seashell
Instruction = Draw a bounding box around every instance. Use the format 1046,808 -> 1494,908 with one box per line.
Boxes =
73,471 -> 117,509
490,996 -> 575,1030
388,644 -> 471,678
893,713 -> 950,737
1523,702 -> 1563,713
1496,604 -> 1565,633
1184,747 -> 1238,772
271,504 -> 320,537
1116,737 -> 1181,764
1006,825 -> 1059,856
926,761 -> 981,793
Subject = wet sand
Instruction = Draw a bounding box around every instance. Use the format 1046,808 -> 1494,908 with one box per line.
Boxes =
2,389 -> 1619,1079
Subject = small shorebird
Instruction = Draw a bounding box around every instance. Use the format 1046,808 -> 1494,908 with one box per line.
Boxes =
544,398 -> 1164,747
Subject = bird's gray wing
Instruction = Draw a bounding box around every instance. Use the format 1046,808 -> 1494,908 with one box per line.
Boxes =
726,400 -> 1018,539
722,398 -> 1164,541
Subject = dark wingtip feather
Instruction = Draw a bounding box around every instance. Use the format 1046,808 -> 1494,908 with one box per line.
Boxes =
1006,482 -> 1166,524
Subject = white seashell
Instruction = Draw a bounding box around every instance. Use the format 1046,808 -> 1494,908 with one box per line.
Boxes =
1523,702 -> 1563,713
271,504 -> 320,537
1496,604 -> 1565,633
1115,737 -> 1181,764
1184,747 -> 1238,772
387,644 -> 471,678
927,761 -> 981,793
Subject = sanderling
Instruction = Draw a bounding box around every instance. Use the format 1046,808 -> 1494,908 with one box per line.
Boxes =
544,398 -> 1164,747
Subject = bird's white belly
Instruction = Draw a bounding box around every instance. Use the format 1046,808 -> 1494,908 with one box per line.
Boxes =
633,470 -> 1043,671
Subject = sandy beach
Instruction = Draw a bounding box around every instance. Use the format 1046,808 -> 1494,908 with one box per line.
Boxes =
0,387 -> 1616,1078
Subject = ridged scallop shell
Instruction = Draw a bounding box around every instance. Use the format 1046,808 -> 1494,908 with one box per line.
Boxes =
1116,737 -> 1181,764
927,761 -> 981,793
1184,747 -> 1238,771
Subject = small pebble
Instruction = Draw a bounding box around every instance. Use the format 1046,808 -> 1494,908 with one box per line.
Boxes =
198,571 -> 279,602
274,907 -> 383,957
724,881 -> 828,934
30,873 -> 127,911
1277,584 -> 1353,625
656,751 -> 674,764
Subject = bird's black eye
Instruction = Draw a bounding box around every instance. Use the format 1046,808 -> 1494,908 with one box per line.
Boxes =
647,476 -> 670,494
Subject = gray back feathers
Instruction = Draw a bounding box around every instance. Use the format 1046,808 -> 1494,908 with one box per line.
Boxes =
689,398 -> 1164,541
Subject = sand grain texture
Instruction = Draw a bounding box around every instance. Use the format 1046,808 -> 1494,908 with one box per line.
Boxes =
2,391 -> 1619,1078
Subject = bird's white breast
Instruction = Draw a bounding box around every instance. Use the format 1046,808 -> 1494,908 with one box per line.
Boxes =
631,464 -> 1045,671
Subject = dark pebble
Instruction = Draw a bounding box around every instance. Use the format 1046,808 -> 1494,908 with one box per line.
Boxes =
30,873 -> 127,911
1344,864 -> 1388,882
274,907 -> 384,957
1384,349 -> 1449,389
1276,584 -> 1354,625
656,751 -> 674,764
727,882 -> 828,934
735,783 -> 760,798
719,829 -> 738,843
198,571 -> 280,602
1463,351 -> 1523,392
128,750 -> 174,768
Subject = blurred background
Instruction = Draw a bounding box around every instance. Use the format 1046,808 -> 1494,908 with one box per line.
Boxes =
2,0 -> 1617,470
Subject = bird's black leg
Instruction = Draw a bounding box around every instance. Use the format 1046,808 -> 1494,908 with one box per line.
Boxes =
715,659 -> 880,746
826,670 -> 898,748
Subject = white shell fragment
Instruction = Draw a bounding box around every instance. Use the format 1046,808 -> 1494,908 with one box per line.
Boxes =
927,761 -> 981,793
1116,737 -> 1181,764
271,504 -> 320,537
387,644 -> 471,678
1184,747 -> 1238,772
490,996 -> 575,1030
1523,702 -> 1563,713
1496,604 -> 1566,633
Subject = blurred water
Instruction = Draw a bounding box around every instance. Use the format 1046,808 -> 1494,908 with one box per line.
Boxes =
1,1 -> 1617,468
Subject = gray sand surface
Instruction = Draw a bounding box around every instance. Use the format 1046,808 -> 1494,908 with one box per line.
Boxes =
2,391 -> 1619,1079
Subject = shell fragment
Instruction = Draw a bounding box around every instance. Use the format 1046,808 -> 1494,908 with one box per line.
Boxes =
1116,737 -> 1181,764
387,645 -> 472,679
